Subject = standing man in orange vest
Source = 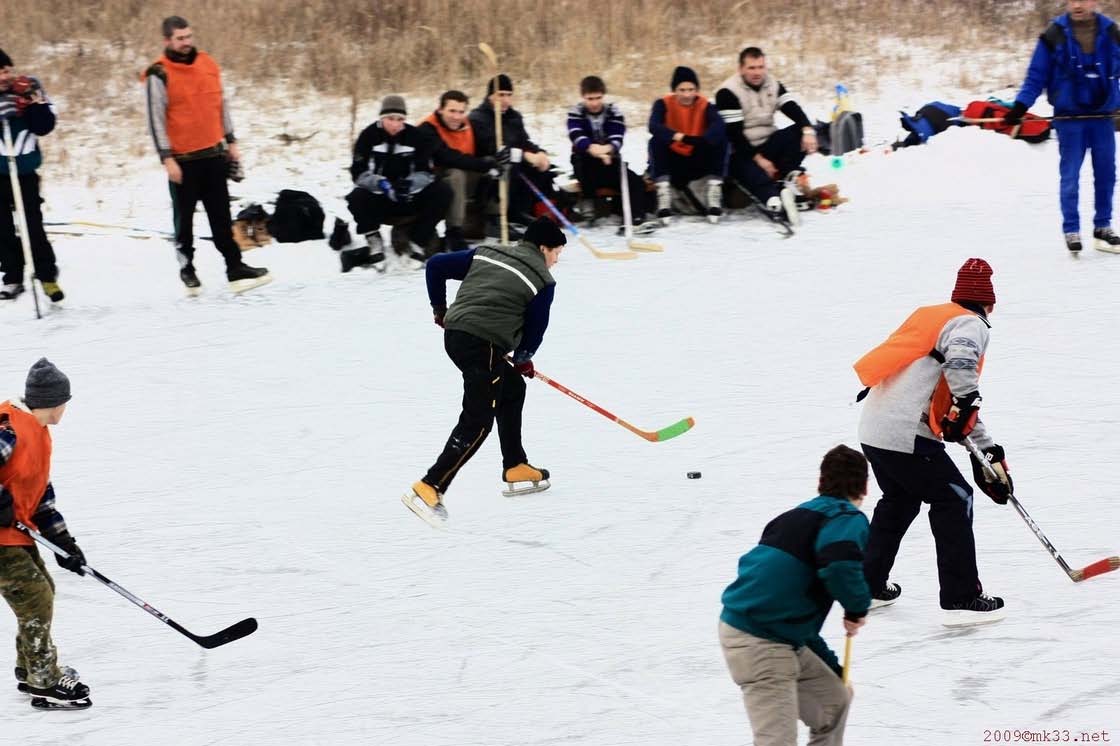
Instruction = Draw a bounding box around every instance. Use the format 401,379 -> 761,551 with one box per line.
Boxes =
853,259 -> 1012,627
1,358 -> 91,709
144,16 -> 270,296
647,66 -> 727,226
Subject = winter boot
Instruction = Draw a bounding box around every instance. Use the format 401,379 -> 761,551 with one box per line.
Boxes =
1093,226 -> 1120,253
179,267 -> 201,296
365,231 -> 387,272
502,463 -> 551,497
0,283 -> 25,300
656,180 -> 672,226
869,582 -> 901,610
226,262 -> 272,294
231,219 -> 257,251
402,480 -> 448,527
705,179 -> 723,224
40,281 -> 64,303
941,592 -> 1005,628
1065,232 -> 1083,253
22,672 -> 91,709
328,218 -> 352,251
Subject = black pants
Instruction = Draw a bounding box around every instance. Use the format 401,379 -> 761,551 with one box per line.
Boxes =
861,439 -> 982,608
0,172 -> 59,285
571,153 -> 649,219
423,330 -> 528,493
345,182 -> 452,247
169,156 -> 242,270
648,141 -> 727,187
729,124 -> 807,201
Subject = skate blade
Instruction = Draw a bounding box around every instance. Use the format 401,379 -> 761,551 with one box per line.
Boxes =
401,491 -> 448,528
1094,240 -> 1120,254
501,479 -> 551,497
869,597 -> 898,611
940,609 -> 1006,628
228,274 -> 273,295
30,696 -> 91,710
184,286 -> 202,298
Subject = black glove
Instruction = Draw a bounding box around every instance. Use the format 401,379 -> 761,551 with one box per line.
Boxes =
0,487 -> 13,528
433,304 -> 446,328
969,444 -> 1013,505
494,146 -> 513,167
1003,101 -> 1027,127
941,390 -> 981,443
225,156 -> 245,183
47,532 -> 87,576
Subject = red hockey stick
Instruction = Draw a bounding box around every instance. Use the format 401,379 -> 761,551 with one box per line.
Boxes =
963,438 -> 1120,582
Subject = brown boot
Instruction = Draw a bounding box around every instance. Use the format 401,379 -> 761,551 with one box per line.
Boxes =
251,219 -> 272,247
232,219 -> 257,251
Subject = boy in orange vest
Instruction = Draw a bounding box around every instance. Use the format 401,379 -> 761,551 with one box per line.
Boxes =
647,66 -> 728,226
0,358 -> 91,709
853,259 -> 1012,627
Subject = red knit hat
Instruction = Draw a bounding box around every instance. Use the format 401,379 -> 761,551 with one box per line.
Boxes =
951,257 -> 996,305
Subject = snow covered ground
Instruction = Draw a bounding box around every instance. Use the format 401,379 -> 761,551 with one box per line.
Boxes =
4,107 -> 1120,745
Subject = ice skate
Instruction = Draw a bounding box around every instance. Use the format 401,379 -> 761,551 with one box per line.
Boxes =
21,672 -> 91,710
501,463 -> 551,497
705,179 -> 723,224
0,282 -> 26,300
779,186 -> 801,227
1065,232 -> 1082,254
16,665 -> 79,692
40,281 -> 65,303
869,582 -> 901,610
941,592 -> 1005,628
227,262 -> 272,294
1093,226 -> 1120,253
179,266 -> 201,297
402,480 -> 448,527
655,180 -> 672,226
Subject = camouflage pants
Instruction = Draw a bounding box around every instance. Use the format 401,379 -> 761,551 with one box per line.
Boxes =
0,545 -> 60,688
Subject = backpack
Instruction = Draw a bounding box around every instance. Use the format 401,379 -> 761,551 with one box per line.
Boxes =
266,190 -> 325,243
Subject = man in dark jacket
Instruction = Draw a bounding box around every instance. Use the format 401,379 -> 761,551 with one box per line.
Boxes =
403,216 -> 565,527
469,75 -> 556,231
0,49 -> 64,303
1006,0 -> 1120,253
719,444 -> 870,746
343,94 -> 453,272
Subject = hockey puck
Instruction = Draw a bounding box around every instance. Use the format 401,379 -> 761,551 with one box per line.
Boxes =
687,471 -> 702,479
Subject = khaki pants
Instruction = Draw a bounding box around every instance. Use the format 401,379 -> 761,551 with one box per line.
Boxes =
719,621 -> 850,746
0,545 -> 61,688
442,168 -> 483,229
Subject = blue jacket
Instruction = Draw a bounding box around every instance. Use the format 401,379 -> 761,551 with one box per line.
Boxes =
1015,13 -> 1120,115
720,495 -> 870,676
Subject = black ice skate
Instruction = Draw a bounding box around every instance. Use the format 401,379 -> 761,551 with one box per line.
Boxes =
226,263 -> 272,294
180,266 -> 202,296
1093,226 -> 1120,253
869,582 -> 901,610
21,672 -> 91,710
1064,232 -> 1083,254
941,592 -> 1005,628
501,463 -> 551,497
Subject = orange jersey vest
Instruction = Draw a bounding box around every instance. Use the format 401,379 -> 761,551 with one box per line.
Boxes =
853,302 -> 985,440
0,403 -> 52,546
147,51 -> 225,155
423,112 -> 476,156
662,94 -> 710,156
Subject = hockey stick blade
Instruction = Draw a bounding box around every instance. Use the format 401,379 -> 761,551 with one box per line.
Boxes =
625,416 -> 696,442
1070,556 -> 1120,583
172,617 -> 259,649
477,42 -> 498,68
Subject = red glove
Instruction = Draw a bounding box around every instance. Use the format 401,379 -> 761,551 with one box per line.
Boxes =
10,76 -> 40,114
512,359 -> 535,378
433,305 -> 446,328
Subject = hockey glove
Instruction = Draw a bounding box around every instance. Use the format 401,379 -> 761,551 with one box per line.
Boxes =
511,358 -> 535,379
433,305 -> 446,328
10,76 -> 41,114
1002,101 -> 1027,127
0,487 -> 13,528
47,531 -> 87,576
940,390 -> 981,442
970,444 -> 1013,505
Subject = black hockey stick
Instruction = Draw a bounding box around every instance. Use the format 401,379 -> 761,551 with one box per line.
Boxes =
729,180 -> 794,238
17,522 -> 258,648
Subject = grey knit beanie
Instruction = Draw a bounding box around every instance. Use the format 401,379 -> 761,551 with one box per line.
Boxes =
24,358 -> 71,409
379,94 -> 407,117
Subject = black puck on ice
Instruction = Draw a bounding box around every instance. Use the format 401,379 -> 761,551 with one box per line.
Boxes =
687,471 -> 702,479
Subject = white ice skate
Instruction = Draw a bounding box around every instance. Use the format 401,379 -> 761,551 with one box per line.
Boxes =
501,464 -> 551,497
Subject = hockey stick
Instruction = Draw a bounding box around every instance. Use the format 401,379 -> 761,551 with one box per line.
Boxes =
728,179 -> 794,238
17,522 -> 258,648
477,43 -> 509,245
2,118 -> 43,319
517,172 -> 638,260
619,157 -> 663,252
962,438 -> 1120,582
529,366 -> 694,442
953,112 -> 1120,124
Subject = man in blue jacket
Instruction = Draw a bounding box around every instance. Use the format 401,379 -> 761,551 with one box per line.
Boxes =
0,50 -> 64,303
1006,0 -> 1120,254
719,444 -> 870,746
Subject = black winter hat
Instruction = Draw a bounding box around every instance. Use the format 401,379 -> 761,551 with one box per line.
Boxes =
0,49 -> 12,69
670,65 -> 699,90
523,217 -> 566,249
24,358 -> 71,410
379,94 -> 407,116
486,74 -> 514,96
